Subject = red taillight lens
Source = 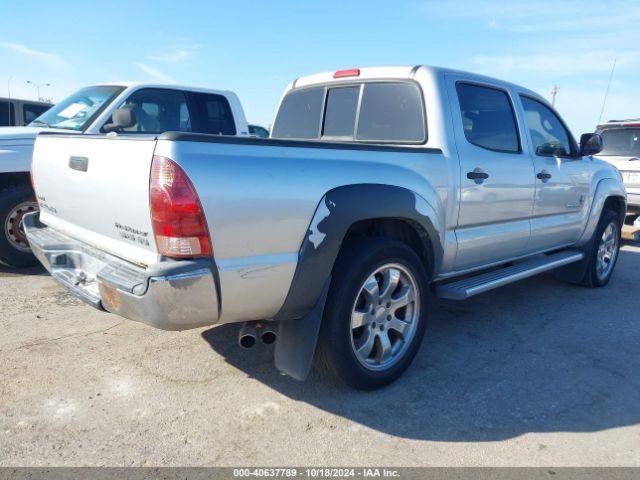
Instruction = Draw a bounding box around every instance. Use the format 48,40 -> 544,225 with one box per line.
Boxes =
150,155 -> 212,258
333,68 -> 360,78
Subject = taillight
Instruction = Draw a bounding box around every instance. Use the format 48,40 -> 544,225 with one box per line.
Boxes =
150,155 -> 212,258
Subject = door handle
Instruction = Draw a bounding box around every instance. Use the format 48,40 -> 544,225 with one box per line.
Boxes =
537,170 -> 552,182
467,168 -> 489,184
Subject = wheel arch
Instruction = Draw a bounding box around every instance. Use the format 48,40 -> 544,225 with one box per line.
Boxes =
603,195 -> 626,225
0,172 -> 31,192
274,183 -> 443,322
342,217 -> 436,278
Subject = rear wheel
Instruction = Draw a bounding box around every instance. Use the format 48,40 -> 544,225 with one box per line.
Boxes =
315,238 -> 429,390
0,184 -> 39,268
579,208 -> 621,287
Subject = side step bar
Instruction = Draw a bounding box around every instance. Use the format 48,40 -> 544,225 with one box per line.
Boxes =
436,250 -> 584,300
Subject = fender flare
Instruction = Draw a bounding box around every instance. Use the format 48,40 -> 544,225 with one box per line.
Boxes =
575,177 -> 626,247
274,184 -> 443,380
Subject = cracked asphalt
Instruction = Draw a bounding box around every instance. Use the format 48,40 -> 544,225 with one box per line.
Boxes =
1,245 -> 639,466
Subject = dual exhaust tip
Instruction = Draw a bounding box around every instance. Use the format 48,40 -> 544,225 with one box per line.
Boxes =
238,321 -> 277,349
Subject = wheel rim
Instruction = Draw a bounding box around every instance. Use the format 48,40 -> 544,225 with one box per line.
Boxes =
4,201 -> 38,252
596,221 -> 619,281
350,263 -> 420,371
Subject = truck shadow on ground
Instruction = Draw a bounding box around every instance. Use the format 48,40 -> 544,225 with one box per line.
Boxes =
0,264 -> 46,278
202,247 -> 640,441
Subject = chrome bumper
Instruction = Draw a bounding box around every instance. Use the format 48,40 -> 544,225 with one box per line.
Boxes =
23,213 -> 220,330
627,192 -> 640,210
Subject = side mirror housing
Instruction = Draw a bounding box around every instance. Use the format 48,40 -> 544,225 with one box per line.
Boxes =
580,133 -> 603,156
102,107 -> 136,132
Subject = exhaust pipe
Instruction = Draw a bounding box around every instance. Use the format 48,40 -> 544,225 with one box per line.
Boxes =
238,321 -> 278,348
238,322 -> 258,349
260,323 -> 277,345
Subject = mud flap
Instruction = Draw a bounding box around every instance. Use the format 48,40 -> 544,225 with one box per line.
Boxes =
274,278 -> 330,381
554,243 -> 591,284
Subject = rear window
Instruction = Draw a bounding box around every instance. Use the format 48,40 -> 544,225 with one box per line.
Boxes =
272,81 -> 426,143
272,87 -> 325,139
598,127 -> 640,157
322,86 -> 359,138
356,83 -> 425,142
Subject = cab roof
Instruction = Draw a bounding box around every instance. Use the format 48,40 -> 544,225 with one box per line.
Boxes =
290,64 -> 544,102
90,81 -> 236,97
598,118 -> 640,129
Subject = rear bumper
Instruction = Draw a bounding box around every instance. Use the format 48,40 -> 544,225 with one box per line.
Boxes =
24,212 -> 220,330
627,192 -> 640,211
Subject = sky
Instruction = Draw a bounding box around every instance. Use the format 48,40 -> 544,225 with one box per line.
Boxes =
1,0 -> 638,134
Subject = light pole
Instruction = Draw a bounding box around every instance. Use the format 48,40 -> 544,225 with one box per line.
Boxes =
26,80 -> 50,101
6,77 -> 12,125
550,85 -> 558,107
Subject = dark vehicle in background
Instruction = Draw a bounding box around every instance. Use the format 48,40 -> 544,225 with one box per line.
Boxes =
248,124 -> 269,137
0,97 -> 52,127
595,119 -> 640,214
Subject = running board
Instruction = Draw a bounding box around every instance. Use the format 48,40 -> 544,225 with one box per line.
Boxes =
436,250 -> 584,300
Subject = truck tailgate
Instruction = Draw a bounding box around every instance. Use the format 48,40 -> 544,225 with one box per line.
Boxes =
31,134 -> 159,266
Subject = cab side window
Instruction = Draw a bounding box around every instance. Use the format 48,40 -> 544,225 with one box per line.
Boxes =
23,103 -> 51,124
0,101 -> 15,126
188,92 -> 236,135
456,83 -> 520,153
108,88 -> 192,134
520,96 -> 572,157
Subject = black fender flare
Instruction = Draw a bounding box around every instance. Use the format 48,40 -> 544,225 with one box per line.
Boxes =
274,183 -> 443,380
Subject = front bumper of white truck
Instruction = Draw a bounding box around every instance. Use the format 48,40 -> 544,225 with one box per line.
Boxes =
23,212 -> 220,330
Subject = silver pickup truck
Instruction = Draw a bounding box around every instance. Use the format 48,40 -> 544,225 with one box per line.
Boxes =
25,66 -> 626,390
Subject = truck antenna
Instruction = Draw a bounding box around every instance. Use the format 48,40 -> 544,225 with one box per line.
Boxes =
598,58 -> 617,125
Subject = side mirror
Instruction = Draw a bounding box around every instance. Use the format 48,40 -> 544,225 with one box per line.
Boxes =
102,107 -> 136,132
580,133 -> 603,156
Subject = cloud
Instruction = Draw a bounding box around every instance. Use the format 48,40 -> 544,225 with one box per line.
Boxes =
148,50 -> 192,63
135,63 -> 176,83
474,51 -> 633,76
424,0 -> 640,34
0,41 -> 68,69
147,39 -> 200,64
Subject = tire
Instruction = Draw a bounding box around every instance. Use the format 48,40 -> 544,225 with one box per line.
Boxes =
579,208 -> 621,288
315,237 -> 430,390
0,183 -> 39,268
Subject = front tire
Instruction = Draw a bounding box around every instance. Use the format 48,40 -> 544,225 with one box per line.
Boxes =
0,184 -> 39,268
579,208 -> 621,287
315,237 -> 430,390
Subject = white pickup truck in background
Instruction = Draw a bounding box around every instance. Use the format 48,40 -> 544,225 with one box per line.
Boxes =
0,83 -> 249,267
595,119 -> 640,216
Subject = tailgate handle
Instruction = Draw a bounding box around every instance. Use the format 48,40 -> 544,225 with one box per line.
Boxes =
69,156 -> 89,172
